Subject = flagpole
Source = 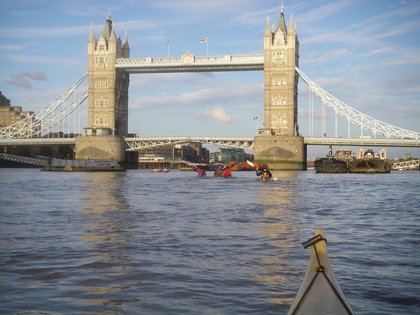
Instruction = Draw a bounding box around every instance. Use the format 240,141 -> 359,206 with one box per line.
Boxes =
201,37 -> 208,56
167,41 -> 170,57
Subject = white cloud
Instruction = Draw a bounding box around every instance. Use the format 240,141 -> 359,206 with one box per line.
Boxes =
0,44 -> 25,51
199,107 -> 232,124
6,71 -> 47,89
297,0 -> 354,24
0,25 -> 88,38
316,76 -> 358,91
129,79 -> 262,111
360,47 -> 393,57
4,53 -> 83,68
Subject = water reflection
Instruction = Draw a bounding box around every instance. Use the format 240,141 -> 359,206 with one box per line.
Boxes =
77,172 -> 136,306
254,171 -> 301,305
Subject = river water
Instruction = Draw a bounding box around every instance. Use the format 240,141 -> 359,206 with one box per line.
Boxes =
0,168 -> 418,314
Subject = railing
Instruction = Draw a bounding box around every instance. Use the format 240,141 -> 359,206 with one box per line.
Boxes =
303,137 -> 420,147
0,153 -> 51,167
391,159 -> 420,170
124,136 -> 255,151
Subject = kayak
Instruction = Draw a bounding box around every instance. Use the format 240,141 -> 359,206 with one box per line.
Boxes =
287,230 -> 355,315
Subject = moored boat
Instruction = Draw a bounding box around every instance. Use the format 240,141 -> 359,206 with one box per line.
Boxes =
315,147 -> 391,173
314,157 -> 348,173
314,149 -> 352,173
347,149 -> 390,173
287,230 -> 355,315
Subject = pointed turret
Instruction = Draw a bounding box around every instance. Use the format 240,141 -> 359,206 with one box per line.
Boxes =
265,15 -> 271,36
89,23 -> 95,42
288,15 -> 295,35
264,15 -> 273,48
88,23 -> 96,54
276,1 -> 287,35
122,30 -> 130,58
109,24 -> 116,42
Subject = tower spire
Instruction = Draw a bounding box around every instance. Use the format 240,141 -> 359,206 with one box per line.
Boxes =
89,23 -> 95,42
277,0 -> 287,35
101,12 -> 113,40
289,14 -> 296,35
265,15 -> 271,35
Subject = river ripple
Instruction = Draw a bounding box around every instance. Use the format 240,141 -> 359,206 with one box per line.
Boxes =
0,169 -> 419,314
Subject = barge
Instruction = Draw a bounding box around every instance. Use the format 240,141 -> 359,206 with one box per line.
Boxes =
314,148 -> 390,174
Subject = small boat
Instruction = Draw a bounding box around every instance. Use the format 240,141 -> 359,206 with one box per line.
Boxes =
287,230 -> 355,315
151,168 -> 170,173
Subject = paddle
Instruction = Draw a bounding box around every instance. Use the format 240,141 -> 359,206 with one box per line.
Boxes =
246,160 -> 256,169
247,160 -> 278,181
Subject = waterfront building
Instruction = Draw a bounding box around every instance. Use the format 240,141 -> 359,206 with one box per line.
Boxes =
138,143 -> 209,164
209,151 -> 222,163
0,91 -> 11,107
220,147 -> 248,163
0,91 -> 38,137
139,146 -> 175,162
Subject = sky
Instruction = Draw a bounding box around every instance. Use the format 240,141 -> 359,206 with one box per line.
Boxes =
1,0 -> 419,158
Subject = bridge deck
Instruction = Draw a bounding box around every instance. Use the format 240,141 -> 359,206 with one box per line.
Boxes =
1,136 -> 419,150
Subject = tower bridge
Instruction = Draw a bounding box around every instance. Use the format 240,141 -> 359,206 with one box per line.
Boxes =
1,5 -> 419,169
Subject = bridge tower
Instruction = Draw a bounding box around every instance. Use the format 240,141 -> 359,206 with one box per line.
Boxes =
75,13 -> 130,161
254,6 -> 306,170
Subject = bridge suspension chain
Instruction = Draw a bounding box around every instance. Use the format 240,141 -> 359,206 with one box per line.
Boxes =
296,67 -> 419,140
0,74 -> 88,139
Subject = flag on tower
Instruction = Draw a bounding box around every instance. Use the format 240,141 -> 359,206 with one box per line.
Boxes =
200,37 -> 208,44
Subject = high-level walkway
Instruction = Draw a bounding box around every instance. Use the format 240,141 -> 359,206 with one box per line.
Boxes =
115,54 -> 264,73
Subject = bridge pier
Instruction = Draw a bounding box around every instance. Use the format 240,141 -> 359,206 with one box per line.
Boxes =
75,135 -> 125,161
254,134 -> 306,170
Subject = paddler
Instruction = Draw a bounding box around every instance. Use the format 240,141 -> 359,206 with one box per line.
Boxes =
256,165 -> 272,180
222,166 -> 232,177
213,167 -> 223,176
195,166 -> 206,177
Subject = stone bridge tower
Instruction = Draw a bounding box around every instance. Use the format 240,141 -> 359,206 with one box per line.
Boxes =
254,6 -> 306,170
75,13 -> 130,161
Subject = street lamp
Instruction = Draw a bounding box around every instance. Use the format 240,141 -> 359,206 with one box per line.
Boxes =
253,116 -> 258,135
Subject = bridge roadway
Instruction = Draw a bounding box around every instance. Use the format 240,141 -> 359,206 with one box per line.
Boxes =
1,137 -> 419,150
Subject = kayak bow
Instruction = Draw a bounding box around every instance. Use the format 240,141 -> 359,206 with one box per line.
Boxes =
287,230 -> 355,315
